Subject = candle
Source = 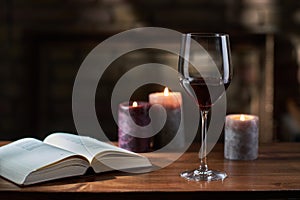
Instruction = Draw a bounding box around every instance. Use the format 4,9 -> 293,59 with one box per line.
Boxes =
149,87 -> 182,109
149,87 -> 184,149
224,114 -> 259,160
118,101 -> 151,152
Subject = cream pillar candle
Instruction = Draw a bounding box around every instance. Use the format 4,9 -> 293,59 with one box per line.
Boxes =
149,87 -> 184,149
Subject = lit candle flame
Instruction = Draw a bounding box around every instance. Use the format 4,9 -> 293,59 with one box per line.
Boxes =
164,87 -> 169,96
132,101 -> 138,107
240,114 -> 246,121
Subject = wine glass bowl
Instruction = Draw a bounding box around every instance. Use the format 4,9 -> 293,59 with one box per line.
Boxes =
178,33 -> 232,181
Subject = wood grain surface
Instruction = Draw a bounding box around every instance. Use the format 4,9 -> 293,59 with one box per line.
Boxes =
0,141 -> 299,199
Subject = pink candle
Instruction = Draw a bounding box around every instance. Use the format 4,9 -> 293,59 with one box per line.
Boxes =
149,87 -> 182,109
118,101 -> 151,152
149,87 -> 184,149
225,114 -> 259,160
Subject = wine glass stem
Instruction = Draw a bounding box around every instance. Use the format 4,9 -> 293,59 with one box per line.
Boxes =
200,110 -> 209,172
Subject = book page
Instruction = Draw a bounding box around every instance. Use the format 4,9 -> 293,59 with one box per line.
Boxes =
44,133 -> 143,162
0,138 -> 79,185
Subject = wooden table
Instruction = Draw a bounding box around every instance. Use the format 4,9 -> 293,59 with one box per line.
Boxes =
0,141 -> 299,199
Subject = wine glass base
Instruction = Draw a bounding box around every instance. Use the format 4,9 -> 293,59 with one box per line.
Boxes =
180,169 -> 227,181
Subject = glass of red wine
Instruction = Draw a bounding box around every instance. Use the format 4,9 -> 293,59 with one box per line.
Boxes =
178,33 -> 232,181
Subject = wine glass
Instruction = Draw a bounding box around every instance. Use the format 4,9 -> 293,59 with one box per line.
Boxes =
178,33 -> 232,181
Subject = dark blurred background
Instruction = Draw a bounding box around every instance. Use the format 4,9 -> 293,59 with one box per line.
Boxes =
0,0 -> 299,142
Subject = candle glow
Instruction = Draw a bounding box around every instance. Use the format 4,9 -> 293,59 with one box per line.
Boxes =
132,101 -> 138,107
164,87 -> 169,96
240,114 -> 245,121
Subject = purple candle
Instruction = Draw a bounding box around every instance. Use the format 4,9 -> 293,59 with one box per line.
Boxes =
118,101 -> 151,152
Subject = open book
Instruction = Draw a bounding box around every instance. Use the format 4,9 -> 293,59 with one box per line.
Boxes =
0,132 -> 152,186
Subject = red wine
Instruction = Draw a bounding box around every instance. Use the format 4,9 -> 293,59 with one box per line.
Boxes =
189,78 -> 230,110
